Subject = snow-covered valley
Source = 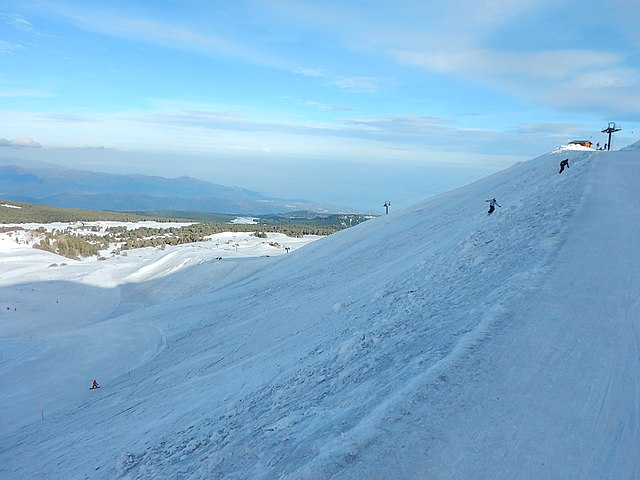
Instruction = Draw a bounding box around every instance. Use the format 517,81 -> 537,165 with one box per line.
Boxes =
1,144 -> 639,479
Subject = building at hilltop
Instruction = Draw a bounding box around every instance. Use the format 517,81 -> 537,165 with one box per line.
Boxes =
568,140 -> 593,148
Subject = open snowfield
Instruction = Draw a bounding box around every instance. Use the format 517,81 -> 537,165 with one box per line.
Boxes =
1,143 -> 639,479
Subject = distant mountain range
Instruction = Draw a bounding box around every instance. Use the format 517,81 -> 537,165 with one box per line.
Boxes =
0,157 -> 346,214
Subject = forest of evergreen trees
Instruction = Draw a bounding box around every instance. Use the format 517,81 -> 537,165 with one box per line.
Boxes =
2,199 -> 373,260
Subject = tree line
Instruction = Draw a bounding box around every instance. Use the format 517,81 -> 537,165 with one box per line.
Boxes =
30,222 -> 343,260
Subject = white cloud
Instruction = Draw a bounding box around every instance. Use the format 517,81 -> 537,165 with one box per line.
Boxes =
0,40 -> 23,55
568,68 -> 638,89
0,137 -> 42,148
268,1 -> 640,118
301,101 -> 355,112
37,113 -> 103,123
2,13 -> 39,34
392,48 -> 619,81
293,67 -> 384,94
0,88 -> 50,97
392,46 -> 640,116
332,76 -> 381,93
294,68 -> 327,78
1,102 -> 599,160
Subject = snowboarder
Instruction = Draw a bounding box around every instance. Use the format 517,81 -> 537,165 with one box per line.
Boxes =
90,379 -> 100,389
486,198 -> 501,215
559,158 -> 569,174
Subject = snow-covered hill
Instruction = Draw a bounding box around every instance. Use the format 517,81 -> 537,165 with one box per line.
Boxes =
1,144 -> 639,479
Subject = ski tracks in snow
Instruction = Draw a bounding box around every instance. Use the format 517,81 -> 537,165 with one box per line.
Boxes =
6,150 -> 637,480
110,153 -> 598,479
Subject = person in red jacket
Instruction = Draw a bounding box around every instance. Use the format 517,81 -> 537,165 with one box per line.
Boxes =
90,379 -> 100,389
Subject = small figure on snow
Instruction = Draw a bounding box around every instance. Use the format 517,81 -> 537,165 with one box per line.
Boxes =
90,379 -> 100,390
559,158 -> 569,174
486,197 -> 501,215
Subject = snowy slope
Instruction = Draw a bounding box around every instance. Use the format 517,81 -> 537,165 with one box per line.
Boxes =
1,145 -> 639,479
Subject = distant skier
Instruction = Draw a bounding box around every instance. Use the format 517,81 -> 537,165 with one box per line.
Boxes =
559,158 -> 569,174
90,379 -> 100,390
486,198 -> 501,215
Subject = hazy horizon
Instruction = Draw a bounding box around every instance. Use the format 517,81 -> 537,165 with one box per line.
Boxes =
2,0 -> 640,210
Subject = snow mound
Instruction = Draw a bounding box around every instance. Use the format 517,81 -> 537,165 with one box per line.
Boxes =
620,139 -> 640,151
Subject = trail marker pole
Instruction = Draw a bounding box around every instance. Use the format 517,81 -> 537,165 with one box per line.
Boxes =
39,402 -> 44,421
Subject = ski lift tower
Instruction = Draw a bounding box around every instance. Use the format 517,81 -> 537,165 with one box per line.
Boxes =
601,122 -> 621,150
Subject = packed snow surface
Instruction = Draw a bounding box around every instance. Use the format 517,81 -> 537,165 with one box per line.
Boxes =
1,145 -> 639,479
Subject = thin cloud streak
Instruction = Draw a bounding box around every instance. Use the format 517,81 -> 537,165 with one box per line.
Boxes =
2,103 -> 597,162
392,48 -> 619,80
43,3 -> 287,68
1,12 -> 40,34
0,88 -> 50,97
0,40 -> 23,55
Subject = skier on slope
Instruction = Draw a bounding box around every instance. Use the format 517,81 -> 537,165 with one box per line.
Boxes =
90,379 -> 100,389
559,158 -> 569,174
486,197 -> 501,215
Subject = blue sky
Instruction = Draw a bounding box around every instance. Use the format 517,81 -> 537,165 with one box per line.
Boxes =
1,0 -> 640,211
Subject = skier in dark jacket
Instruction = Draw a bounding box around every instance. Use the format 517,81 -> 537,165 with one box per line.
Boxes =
90,379 -> 100,389
486,198 -> 501,215
559,158 -> 569,174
